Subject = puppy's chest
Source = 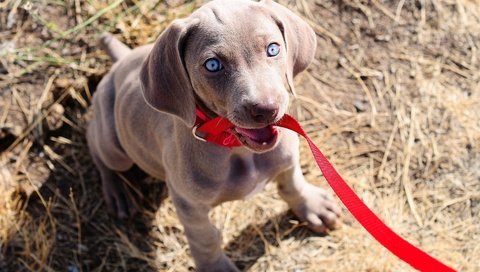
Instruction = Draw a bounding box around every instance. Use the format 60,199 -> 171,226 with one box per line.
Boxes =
223,153 -> 288,199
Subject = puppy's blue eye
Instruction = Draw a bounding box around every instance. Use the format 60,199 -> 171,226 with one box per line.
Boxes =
204,58 -> 222,72
267,43 -> 280,57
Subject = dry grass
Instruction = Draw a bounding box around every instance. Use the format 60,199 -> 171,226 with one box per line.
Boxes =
0,0 -> 479,271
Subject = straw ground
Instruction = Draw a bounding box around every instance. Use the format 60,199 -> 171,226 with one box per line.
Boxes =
0,0 -> 479,271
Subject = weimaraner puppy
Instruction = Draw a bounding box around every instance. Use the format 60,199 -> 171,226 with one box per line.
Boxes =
87,0 -> 341,270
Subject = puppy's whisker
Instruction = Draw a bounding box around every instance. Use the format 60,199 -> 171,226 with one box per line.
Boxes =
226,112 -> 237,121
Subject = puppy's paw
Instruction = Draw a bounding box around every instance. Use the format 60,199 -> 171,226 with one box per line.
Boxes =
290,184 -> 342,233
102,173 -> 141,219
197,255 -> 239,272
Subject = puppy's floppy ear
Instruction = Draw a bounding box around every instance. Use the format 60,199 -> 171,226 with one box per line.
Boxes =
261,0 -> 317,94
140,18 -> 198,126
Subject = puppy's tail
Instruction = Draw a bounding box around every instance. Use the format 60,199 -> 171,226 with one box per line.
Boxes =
99,32 -> 132,62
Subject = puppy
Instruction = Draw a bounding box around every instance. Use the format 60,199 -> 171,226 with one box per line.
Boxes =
87,0 -> 341,270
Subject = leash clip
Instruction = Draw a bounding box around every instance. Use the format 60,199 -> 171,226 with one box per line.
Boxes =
191,124 -> 207,142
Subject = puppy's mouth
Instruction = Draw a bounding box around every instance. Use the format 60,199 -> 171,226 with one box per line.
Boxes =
230,125 -> 279,152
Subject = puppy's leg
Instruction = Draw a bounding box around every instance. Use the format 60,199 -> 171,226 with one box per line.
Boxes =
276,164 -> 342,233
87,75 -> 141,219
169,191 -> 238,272
90,152 -> 140,219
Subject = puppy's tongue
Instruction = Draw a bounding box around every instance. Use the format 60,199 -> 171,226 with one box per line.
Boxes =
234,126 -> 277,143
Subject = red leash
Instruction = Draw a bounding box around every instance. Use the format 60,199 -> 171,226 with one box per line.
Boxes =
194,110 -> 455,272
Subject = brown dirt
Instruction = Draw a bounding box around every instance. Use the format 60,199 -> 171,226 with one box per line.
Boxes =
0,0 -> 479,271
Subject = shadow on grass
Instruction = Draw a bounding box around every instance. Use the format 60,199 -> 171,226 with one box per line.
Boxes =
5,139 -> 168,271
225,210 -> 324,271
2,79 -> 167,271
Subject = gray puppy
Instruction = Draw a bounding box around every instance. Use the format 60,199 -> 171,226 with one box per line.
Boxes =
87,0 -> 341,270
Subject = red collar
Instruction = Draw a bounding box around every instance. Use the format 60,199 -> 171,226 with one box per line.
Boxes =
193,107 -> 241,147
191,106 -> 453,271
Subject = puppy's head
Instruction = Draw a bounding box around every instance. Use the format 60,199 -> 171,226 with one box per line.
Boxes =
140,0 -> 316,152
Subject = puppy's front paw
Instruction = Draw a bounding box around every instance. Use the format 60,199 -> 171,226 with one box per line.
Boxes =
290,184 -> 342,233
197,254 -> 239,272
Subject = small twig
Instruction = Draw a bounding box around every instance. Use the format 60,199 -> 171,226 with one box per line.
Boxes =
27,252 -> 56,272
69,189 -> 83,260
13,140 -> 33,176
338,57 -> 377,127
0,97 -> 11,127
36,75 -> 56,112
74,0 -> 83,25
371,0 -> 398,22
6,0 -> 22,29
419,0 -> 426,27
11,87 -> 30,125
378,119 -> 399,179
304,72 -> 339,115
83,78 -> 92,102
395,0 -> 406,23
391,53 -> 472,78
299,0 -> 314,20
305,17 -> 343,45
346,0 -> 375,27
25,170 -> 57,234
401,107 -> 423,227
69,87 -> 89,109
61,0 -> 125,37
117,172 -> 144,200
43,145 -> 76,176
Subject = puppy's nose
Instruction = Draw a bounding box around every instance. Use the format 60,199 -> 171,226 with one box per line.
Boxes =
248,103 -> 279,124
